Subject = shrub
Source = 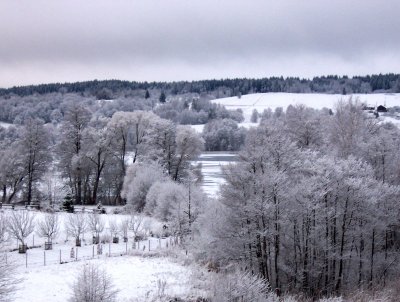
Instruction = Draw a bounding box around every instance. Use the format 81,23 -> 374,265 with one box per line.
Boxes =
69,263 -> 118,302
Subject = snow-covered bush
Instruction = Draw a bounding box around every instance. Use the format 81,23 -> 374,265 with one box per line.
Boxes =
122,162 -> 166,212
69,263 -> 118,302
212,270 -> 277,302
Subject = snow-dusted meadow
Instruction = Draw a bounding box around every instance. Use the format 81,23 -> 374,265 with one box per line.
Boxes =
1,209 -> 209,301
3,93 -> 400,301
13,253 -> 208,302
210,92 -> 400,123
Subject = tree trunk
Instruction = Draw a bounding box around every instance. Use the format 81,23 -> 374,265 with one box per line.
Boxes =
335,194 -> 349,293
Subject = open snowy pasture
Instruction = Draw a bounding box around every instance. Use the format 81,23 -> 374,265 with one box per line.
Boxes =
211,92 -> 400,123
1,208 -> 212,301
12,253 -> 208,302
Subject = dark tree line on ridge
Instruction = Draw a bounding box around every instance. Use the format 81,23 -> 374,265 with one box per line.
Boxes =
1,73 -> 399,98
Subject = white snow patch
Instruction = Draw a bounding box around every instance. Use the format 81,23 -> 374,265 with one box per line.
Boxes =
13,254 -> 206,302
0,121 -> 13,128
212,92 -> 400,123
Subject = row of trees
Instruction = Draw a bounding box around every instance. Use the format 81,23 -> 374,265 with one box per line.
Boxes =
194,99 -> 400,297
0,103 -> 205,207
1,73 -> 400,98
0,210 -> 159,252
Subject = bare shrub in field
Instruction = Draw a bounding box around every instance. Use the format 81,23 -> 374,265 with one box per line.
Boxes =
69,263 -> 118,302
212,270 -> 277,302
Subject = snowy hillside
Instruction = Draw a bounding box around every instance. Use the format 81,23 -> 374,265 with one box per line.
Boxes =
211,92 -> 400,123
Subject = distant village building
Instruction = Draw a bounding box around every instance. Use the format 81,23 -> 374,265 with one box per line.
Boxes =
377,105 -> 387,113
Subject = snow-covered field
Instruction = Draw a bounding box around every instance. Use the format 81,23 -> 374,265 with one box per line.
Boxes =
211,92 -> 400,123
1,209 -> 211,301
14,253 -> 207,302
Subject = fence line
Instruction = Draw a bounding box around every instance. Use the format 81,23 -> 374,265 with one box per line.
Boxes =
8,236 -> 181,268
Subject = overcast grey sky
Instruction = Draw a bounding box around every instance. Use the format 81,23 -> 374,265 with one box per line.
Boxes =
0,0 -> 399,87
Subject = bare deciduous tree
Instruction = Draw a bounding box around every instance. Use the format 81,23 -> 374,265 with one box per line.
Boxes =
37,213 -> 59,244
119,218 -> 129,242
66,213 -> 87,245
87,214 -> 105,240
129,215 -> 143,241
108,219 -> 119,238
69,263 -> 118,302
7,210 -> 35,247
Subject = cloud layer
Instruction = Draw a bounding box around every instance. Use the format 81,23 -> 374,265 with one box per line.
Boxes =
1,0 -> 399,87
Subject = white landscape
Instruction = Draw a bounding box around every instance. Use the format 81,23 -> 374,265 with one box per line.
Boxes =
211,92 -> 400,125
2,210 -> 210,302
0,92 -> 398,302
2,1 -> 400,301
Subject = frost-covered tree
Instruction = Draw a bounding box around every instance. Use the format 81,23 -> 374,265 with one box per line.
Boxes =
146,180 -> 205,237
58,103 -> 91,205
7,210 -> 35,249
212,270 -> 275,302
22,119 -> 51,197
202,118 -> 246,151
66,213 -> 87,245
250,109 -> 259,123
129,215 -> 144,241
36,213 -> 60,245
107,111 -> 162,203
108,219 -> 119,238
121,162 -> 166,212
196,112 -> 400,296
83,124 -> 112,204
285,104 -> 323,148
0,143 -> 26,204
328,97 -> 375,158
171,126 -> 204,181
87,214 -> 105,241
119,218 -> 130,241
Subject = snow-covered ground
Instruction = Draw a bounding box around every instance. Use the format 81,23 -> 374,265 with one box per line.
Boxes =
13,253 -> 207,302
211,92 -> 400,123
0,121 -> 13,128
1,209 -> 209,301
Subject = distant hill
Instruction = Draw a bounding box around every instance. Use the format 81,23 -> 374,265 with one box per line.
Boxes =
1,73 -> 399,98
